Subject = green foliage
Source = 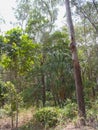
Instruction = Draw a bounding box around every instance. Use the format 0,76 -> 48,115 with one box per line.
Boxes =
22,85 -> 42,107
86,100 -> 98,121
5,81 -> 22,113
0,81 -> 7,107
5,27 -> 22,44
5,82 -> 17,111
61,99 -> 78,119
34,107 -> 60,127
0,109 -> 7,118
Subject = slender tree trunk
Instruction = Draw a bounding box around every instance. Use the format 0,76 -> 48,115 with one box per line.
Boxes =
16,97 -> 18,130
41,54 -> 46,107
65,0 -> 86,125
11,94 -> 14,130
41,74 -> 46,107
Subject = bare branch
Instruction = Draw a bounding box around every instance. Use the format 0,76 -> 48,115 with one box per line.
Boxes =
92,0 -> 98,14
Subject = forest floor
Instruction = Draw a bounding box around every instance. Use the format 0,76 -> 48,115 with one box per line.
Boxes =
0,108 -> 97,130
0,108 -> 33,130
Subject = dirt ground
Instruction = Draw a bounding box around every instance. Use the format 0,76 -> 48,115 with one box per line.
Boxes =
0,110 -> 97,130
0,118 -> 97,130
0,109 -> 33,130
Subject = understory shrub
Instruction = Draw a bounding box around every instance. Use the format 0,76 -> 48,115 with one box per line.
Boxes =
34,107 -> 60,127
34,100 -> 78,128
61,99 -> 78,119
0,104 -> 12,118
86,99 -> 98,127
0,109 -> 7,118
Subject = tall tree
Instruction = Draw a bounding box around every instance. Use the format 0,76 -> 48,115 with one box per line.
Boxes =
15,0 -> 59,42
15,0 -> 31,29
65,0 -> 86,125
71,0 -> 98,34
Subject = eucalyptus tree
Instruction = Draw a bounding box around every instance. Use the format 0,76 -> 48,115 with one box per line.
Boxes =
26,0 -> 61,42
15,0 -> 60,42
15,0 -> 64,107
65,0 -> 86,125
25,0 -> 59,106
71,0 -> 98,34
78,44 -> 98,100
74,21 -> 98,100
15,0 -> 32,29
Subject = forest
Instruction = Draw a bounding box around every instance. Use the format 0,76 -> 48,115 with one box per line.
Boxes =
0,0 -> 98,130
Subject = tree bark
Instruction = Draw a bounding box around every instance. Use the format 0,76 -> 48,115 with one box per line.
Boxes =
41,74 -> 46,107
41,55 -> 46,107
65,0 -> 86,125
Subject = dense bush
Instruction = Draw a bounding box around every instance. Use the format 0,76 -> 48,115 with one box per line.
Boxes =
0,109 -> 7,118
61,99 -> 78,119
86,100 -> 98,127
0,104 -> 11,118
34,107 -> 60,127
34,100 -> 78,128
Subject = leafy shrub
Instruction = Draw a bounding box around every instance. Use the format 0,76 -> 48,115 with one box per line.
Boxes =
61,99 -> 78,119
86,99 -> 98,126
0,109 -> 7,118
0,104 -> 13,118
34,107 -> 60,127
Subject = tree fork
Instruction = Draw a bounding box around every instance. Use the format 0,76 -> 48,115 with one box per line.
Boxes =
65,0 -> 86,125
